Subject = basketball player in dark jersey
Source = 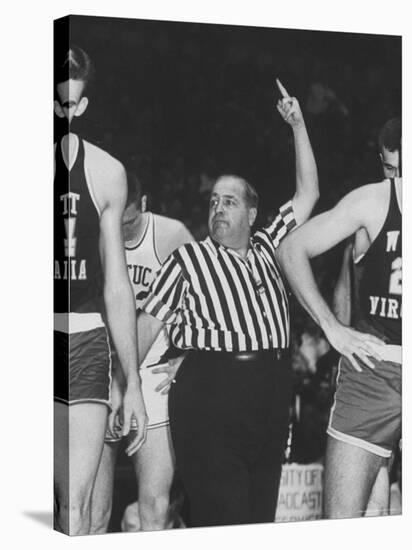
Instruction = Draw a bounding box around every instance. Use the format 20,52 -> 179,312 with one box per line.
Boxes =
332,118 -> 401,516
90,174 -> 193,533
277,118 -> 401,518
54,46 -> 147,535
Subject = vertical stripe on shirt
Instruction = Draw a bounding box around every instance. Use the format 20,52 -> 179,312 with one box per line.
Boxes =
142,199 -> 296,352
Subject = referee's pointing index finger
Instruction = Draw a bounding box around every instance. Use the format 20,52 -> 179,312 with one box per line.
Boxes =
276,78 -> 290,98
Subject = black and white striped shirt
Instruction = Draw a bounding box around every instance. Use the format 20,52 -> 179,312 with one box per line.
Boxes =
142,200 -> 296,352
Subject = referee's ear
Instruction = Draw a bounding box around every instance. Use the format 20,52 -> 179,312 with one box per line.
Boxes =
248,207 -> 257,227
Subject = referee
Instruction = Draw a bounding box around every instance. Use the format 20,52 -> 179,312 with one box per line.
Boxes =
139,80 -> 319,527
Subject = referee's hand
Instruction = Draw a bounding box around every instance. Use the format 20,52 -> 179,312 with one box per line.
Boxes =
152,355 -> 186,394
276,78 -> 305,130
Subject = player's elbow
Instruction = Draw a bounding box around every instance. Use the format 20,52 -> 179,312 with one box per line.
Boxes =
293,186 -> 319,225
276,231 -> 306,272
312,185 -> 320,206
303,183 -> 320,213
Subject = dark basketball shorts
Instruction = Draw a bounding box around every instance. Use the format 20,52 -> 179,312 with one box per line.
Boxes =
327,354 -> 401,458
54,327 -> 112,408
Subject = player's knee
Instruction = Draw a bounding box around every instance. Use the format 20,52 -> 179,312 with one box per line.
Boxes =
139,492 -> 170,529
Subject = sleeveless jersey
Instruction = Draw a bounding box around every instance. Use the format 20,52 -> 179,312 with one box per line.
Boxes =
54,136 -> 104,319
126,213 -> 169,368
355,178 -> 402,345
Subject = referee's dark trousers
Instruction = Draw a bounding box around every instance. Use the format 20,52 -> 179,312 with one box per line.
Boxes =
168,349 -> 293,527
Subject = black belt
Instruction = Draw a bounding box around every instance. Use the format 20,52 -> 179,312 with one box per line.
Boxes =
195,349 -> 288,362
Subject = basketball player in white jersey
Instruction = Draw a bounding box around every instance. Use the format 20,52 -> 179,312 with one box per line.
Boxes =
90,173 -> 194,532
54,46 -> 147,536
277,118 -> 401,518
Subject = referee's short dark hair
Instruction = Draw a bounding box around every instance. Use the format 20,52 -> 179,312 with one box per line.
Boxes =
378,117 -> 401,153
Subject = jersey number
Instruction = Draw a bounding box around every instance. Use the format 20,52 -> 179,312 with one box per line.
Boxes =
389,257 -> 402,295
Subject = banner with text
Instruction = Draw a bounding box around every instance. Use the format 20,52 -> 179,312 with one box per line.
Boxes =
275,463 -> 323,522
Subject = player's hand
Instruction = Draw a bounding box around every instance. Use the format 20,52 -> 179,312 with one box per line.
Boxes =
122,384 -> 148,456
276,78 -> 305,130
107,375 -> 124,440
324,321 -> 386,372
152,355 -> 186,395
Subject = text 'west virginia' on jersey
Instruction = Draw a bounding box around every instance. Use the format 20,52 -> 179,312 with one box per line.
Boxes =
54,135 -> 109,333
355,178 -> 402,345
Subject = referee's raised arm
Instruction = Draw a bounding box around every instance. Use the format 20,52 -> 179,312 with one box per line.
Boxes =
276,78 -> 319,226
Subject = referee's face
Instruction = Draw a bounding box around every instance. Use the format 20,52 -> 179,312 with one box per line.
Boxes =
209,176 -> 256,253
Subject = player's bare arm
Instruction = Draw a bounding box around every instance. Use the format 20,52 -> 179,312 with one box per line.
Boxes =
155,217 -> 194,264
276,78 -> 319,225
333,241 -> 353,326
96,161 -> 148,455
276,184 -> 386,371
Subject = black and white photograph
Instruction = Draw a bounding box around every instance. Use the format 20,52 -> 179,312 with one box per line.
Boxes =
52,13 -> 401,536
2,2 -> 408,549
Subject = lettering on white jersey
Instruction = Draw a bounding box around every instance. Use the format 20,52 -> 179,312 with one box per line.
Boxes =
128,264 -> 153,287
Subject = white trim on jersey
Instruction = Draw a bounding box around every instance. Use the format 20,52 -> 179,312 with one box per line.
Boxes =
152,213 -> 162,265
125,214 -> 150,251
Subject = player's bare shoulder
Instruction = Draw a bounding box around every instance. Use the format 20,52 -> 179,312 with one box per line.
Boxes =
361,179 -> 390,214
153,214 -> 194,263
348,180 -> 391,237
343,180 -> 389,218
83,139 -> 127,211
